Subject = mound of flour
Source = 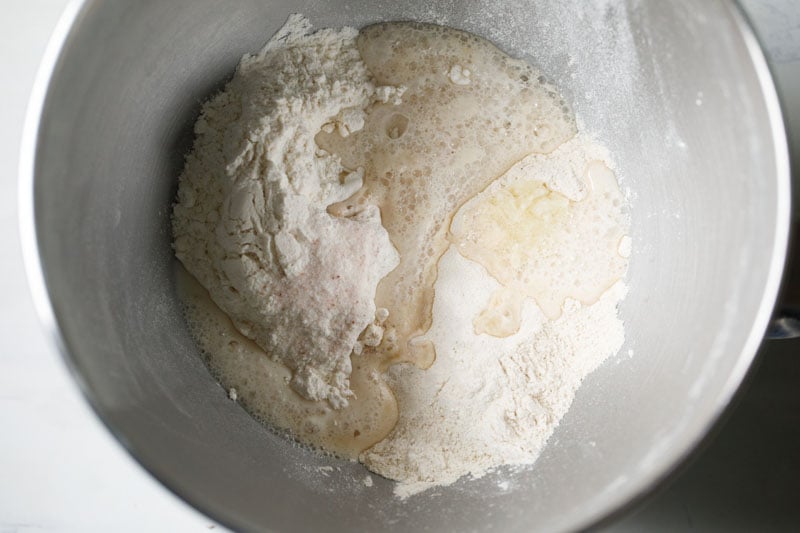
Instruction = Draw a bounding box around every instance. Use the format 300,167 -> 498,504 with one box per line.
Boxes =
173,15 -> 401,408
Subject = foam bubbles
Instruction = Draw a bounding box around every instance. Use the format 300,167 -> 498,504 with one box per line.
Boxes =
318,21 -> 575,371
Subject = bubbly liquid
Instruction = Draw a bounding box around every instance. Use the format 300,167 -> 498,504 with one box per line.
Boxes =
179,22 -> 579,459
450,159 -> 628,335
318,22 -> 576,370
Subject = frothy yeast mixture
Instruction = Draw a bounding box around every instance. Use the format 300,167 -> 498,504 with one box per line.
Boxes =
173,16 -> 629,491
317,22 -> 576,370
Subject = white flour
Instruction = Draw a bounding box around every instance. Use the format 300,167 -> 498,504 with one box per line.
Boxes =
173,16 -> 629,498
173,15 -> 401,408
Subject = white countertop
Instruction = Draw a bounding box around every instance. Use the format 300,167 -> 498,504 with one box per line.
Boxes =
1,2 -> 798,532
0,2 -> 216,531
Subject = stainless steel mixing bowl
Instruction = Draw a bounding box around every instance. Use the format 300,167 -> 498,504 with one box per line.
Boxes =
20,1 -> 791,531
